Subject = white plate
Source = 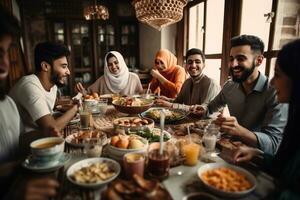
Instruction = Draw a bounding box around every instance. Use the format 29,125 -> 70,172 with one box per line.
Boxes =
66,157 -> 120,188
197,163 -> 257,198
22,153 -> 70,173
65,131 -> 108,148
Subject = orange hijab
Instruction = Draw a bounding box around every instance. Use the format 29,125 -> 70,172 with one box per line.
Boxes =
150,49 -> 186,98
154,49 -> 179,75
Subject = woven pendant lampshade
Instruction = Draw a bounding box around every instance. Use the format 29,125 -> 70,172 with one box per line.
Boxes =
132,0 -> 188,31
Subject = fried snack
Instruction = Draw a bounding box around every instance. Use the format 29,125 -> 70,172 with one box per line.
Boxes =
116,117 -> 149,127
201,167 -> 252,192
71,130 -> 105,144
71,162 -> 116,184
83,92 -> 100,100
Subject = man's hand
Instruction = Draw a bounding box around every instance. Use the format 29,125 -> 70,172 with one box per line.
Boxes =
215,114 -> 245,136
154,98 -> 172,107
190,105 -> 206,117
24,178 -> 59,200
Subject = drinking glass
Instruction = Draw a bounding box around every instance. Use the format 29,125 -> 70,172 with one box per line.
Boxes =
98,99 -> 108,116
123,152 -> 145,179
83,138 -> 103,158
79,107 -> 92,129
148,149 -> 170,180
182,142 -> 200,166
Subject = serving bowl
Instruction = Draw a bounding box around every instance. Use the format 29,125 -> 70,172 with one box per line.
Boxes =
67,157 -> 120,188
197,163 -> 256,198
107,136 -> 148,162
112,97 -> 153,114
182,192 -> 219,200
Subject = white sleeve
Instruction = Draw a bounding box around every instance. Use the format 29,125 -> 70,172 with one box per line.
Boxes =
20,82 -> 52,122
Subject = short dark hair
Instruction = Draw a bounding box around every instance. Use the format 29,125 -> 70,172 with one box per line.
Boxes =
231,35 -> 264,54
0,5 -> 20,39
34,42 -> 70,72
185,48 -> 205,63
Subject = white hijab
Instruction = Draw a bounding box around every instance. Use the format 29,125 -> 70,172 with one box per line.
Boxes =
104,51 -> 129,93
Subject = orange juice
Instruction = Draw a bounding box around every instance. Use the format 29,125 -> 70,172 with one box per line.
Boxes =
182,143 -> 200,166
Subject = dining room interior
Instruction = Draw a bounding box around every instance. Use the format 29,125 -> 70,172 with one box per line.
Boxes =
3,0 -> 299,95
1,0 -> 300,200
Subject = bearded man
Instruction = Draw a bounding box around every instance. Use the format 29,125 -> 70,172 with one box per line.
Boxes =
9,42 -> 78,149
192,35 -> 288,155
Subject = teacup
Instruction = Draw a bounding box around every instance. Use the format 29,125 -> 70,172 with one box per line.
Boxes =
30,137 -> 65,166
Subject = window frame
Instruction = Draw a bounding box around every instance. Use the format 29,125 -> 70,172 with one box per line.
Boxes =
179,0 -> 281,85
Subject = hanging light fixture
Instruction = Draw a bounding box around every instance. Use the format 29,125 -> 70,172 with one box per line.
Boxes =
132,0 -> 187,31
83,0 -> 109,20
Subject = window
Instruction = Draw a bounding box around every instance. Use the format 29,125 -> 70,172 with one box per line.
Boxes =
187,0 -> 225,85
185,0 -> 300,83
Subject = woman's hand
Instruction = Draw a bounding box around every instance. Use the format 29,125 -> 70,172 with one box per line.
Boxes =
150,69 -> 161,79
75,82 -> 87,94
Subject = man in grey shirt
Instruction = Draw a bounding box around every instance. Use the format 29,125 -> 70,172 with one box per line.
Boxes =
156,48 -> 220,109
192,35 -> 288,155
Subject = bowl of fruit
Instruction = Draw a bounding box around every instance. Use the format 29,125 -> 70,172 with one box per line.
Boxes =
107,134 -> 148,162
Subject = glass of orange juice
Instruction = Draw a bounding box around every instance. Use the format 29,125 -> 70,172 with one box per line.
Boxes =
182,142 -> 200,166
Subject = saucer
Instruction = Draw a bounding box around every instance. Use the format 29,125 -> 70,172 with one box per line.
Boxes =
22,153 -> 71,173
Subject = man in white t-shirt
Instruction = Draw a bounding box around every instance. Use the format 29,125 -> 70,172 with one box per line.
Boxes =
9,42 -> 78,142
0,6 -> 59,199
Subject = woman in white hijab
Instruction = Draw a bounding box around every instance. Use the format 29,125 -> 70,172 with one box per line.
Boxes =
76,51 -> 143,95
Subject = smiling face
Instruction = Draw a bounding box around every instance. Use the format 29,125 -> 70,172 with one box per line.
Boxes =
107,56 -> 120,74
0,35 -> 12,81
49,56 -> 70,87
186,54 -> 205,77
270,64 -> 292,103
229,45 -> 260,83
154,59 -> 166,71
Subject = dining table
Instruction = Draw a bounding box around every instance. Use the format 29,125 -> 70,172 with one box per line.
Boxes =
15,105 -> 276,200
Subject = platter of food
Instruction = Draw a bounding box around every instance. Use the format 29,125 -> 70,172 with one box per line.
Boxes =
107,134 -> 149,161
113,117 -> 154,133
112,97 -> 153,114
127,127 -> 171,143
140,107 -> 189,123
103,174 -> 172,200
67,157 -> 120,188
65,129 -> 108,148
197,163 -> 256,198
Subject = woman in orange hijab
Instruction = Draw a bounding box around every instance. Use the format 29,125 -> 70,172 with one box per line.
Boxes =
149,49 -> 186,98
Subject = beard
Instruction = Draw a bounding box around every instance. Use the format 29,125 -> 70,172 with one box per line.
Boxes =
230,60 -> 256,83
50,69 -> 65,88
